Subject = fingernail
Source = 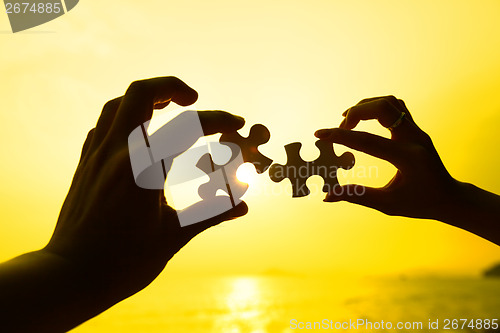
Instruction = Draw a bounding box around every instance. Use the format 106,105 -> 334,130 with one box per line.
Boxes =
342,108 -> 351,117
314,129 -> 331,138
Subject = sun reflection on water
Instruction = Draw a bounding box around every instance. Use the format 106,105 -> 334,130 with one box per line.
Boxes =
227,278 -> 260,313
215,277 -> 271,333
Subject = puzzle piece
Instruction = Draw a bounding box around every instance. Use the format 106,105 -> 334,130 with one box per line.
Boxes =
220,124 -> 273,173
196,143 -> 248,207
195,124 -> 272,207
269,140 -> 355,197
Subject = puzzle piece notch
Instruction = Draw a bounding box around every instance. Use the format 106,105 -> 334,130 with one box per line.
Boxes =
196,143 -> 248,206
269,140 -> 355,198
220,124 -> 273,174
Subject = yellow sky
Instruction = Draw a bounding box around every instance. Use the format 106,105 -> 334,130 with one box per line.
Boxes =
1,0 -> 499,277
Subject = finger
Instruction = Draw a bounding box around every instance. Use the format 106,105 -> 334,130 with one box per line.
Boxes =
108,77 -> 198,142
342,96 -> 399,117
178,200 -> 248,239
395,98 -> 415,122
78,129 -> 95,165
324,184 -> 388,212
341,98 -> 403,130
342,99 -> 423,140
142,110 -> 245,165
198,111 -> 245,135
357,96 -> 383,105
339,118 -> 346,128
357,95 -> 403,108
154,101 -> 171,110
314,128 -> 405,165
344,96 -> 418,127
93,97 -> 123,144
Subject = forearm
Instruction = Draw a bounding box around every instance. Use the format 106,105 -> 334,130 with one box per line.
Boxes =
0,249 -> 116,333
438,181 -> 500,246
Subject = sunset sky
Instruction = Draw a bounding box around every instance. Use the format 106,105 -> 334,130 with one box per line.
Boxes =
1,0 -> 499,284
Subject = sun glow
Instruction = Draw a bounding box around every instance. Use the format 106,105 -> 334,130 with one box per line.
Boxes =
236,164 -> 257,185
2,2 -> 500,332
226,277 -> 261,317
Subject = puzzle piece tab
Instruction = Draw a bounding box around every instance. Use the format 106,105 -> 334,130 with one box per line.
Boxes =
196,143 -> 248,207
269,140 -> 355,197
220,124 -> 273,173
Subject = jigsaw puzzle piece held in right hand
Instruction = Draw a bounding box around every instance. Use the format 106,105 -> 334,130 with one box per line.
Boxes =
269,140 -> 355,197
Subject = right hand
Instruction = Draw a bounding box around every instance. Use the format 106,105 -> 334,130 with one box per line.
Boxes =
314,95 -> 458,220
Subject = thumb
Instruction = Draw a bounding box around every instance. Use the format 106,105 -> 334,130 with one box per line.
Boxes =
178,200 -> 248,239
324,184 -> 385,211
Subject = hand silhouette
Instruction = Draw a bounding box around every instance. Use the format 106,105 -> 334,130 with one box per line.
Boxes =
0,77 -> 248,332
315,95 -> 500,245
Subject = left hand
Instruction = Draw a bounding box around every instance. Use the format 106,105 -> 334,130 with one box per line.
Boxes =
45,77 -> 248,304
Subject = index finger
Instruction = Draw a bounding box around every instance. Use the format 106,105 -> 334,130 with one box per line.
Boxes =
315,128 -> 407,166
108,77 -> 198,142
341,97 -> 406,130
198,111 -> 245,135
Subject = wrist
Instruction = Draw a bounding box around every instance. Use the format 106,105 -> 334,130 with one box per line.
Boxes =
433,180 -> 500,245
433,179 -> 472,227
39,246 -> 119,305
0,249 -> 114,332
42,243 -> 150,306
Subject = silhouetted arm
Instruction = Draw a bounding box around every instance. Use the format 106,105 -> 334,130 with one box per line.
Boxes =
0,77 -> 248,333
315,95 -> 500,246
0,250 -> 111,332
436,181 -> 500,245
